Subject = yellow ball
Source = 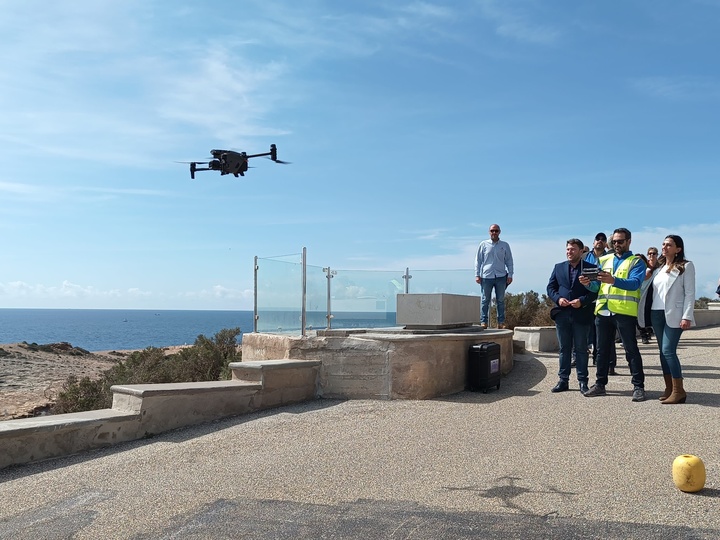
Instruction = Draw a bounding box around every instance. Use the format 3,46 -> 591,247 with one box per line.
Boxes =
672,454 -> 706,493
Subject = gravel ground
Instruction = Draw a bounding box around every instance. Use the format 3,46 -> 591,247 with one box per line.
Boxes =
1,327 -> 719,539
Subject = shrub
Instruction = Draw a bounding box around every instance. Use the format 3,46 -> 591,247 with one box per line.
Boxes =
53,328 -> 242,414
489,290 -> 555,329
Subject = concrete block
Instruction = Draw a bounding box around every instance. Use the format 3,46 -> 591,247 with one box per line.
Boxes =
514,327 -> 559,352
694,308 -> 720,327
396,293 -> 480,329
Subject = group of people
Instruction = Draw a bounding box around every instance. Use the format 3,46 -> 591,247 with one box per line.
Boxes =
547,228 -> 695,404
474,224 -> 696,404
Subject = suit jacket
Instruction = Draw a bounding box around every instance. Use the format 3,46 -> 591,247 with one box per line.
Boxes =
547,260 -> 598,324
638,261 -> 696,328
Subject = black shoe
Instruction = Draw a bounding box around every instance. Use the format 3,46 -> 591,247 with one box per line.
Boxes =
608,368 -> 618,376
579,382 -> 589,395
632,387 -> 646,402
584,383 -> 606,397
570,361 -> 577,368
641,336 -> 650,344
551,380 -> 569,393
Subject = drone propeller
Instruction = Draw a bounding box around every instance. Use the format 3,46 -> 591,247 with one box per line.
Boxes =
266,157 -> 292,164
174,161 -> 210,165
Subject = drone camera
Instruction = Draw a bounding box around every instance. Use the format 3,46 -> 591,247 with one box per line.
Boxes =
270,144 -> 277,161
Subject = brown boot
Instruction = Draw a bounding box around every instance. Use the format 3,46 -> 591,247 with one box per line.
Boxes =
662,378 -> 687,405
659,373 -> 673,401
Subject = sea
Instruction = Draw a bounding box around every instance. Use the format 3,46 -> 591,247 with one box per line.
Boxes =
0,309 -> 397,352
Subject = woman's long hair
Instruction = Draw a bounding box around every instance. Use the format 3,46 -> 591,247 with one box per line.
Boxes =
658,235 -> 687,275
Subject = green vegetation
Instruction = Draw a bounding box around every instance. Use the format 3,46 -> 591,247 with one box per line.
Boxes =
21,341 -> 90,356
53,328 -> 241,414
489,290 -> 555,329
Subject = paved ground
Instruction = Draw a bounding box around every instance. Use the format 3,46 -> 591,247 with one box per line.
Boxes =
1,326 -> 719,539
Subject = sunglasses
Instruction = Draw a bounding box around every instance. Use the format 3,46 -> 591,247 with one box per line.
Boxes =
611,239 -> 627,245
489,229 -> 500,233
647,252 -> 658,256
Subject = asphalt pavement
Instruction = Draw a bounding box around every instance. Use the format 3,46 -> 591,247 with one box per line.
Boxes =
1,326 -> 719,539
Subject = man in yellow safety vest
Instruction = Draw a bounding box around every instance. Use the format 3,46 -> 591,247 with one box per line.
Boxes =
579,227 -> 648,402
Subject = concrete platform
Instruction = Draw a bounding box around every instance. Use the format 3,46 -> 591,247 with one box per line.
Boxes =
1,326 -> 719,538
241,326 -> 514,400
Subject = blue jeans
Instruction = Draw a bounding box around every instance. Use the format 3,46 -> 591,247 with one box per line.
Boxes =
650,309 -> 684,378
480,276 -> 507,324
555,311 -> 591,383
595,313 -> 645,388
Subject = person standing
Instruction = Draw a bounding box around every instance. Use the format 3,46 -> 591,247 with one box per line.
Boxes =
580,228 -> 648,401
639,235 -> 695,404
638,247 -> 660,344
547,239 -> 598,395
475,224 -> 514,329
584,232 -> 611,366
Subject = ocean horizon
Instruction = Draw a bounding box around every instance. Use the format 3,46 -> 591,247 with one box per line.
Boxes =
0,309 -> 255,352
0,308 -> 397,352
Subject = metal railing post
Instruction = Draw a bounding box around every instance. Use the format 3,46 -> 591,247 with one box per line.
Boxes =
253,256 -> 259,333
403,267 -> 412,293
323,266 -> 337,329
301,247 -> 307,337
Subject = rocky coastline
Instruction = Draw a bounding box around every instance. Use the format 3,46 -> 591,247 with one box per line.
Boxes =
0,342 -> 186,420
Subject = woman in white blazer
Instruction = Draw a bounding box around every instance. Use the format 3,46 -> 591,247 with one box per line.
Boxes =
638,235 -> 695,404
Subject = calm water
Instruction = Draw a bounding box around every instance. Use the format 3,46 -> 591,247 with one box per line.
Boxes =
0,309 -> 254,352
0,309 -> 398,352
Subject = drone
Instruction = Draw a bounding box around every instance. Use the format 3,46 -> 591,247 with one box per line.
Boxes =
182,144 -> 288,179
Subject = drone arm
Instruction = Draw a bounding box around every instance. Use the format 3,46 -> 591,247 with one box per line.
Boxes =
245,151 -> 272,159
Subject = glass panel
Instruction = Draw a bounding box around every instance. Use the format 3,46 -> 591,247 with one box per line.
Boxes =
305,264 -> 328,331
408,269 -> 480,297
256,255 -> 303,333
255,254 -> 480,335
327,269 -> 404,329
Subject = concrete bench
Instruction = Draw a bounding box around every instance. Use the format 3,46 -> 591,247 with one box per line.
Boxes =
0,409 -> 141,469
228,359 -> 322,409
111,380 -> 262,435
1,359 -> 322,470
513,326 -> 559,352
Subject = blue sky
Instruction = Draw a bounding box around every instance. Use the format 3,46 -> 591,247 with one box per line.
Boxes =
1,0 -> 719,310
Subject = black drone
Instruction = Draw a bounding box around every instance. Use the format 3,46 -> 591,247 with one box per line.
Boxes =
182,144 -> 288,179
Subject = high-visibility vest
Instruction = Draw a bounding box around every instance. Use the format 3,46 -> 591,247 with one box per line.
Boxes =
595,254 -> 642,316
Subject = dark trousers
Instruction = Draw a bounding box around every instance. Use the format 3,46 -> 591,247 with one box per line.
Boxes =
595,313 -> 645,388
556,311 -> 591,383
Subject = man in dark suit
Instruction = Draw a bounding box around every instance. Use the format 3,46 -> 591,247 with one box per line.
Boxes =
547,239 -> 598,395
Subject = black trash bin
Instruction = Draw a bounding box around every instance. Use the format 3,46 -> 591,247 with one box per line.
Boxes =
467,342 -> 501,393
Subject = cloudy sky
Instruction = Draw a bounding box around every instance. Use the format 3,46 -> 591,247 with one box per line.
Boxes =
1,0 -> 718,310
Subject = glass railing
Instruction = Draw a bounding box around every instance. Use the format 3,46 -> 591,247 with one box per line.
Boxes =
255,249 -> 480,335
255,254 -> 304,333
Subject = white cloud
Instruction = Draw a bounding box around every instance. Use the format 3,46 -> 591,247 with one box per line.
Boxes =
476,0 -> 560,44
630,76 -> 720,101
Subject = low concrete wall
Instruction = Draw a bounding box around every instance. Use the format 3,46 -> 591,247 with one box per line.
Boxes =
228,359 -> 321,409
111,380 -> 262,435
0,360 -> 320,470
241,328 -> 514,400
0,409 -> 142,470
